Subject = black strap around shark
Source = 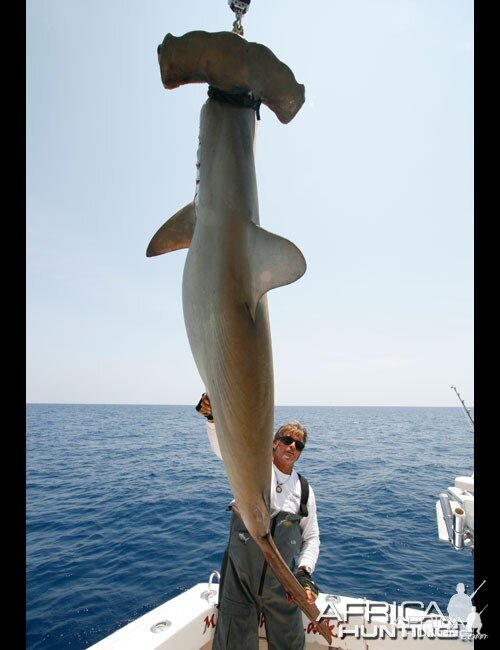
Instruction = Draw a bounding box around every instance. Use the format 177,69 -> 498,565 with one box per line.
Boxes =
208,85 -> 262,120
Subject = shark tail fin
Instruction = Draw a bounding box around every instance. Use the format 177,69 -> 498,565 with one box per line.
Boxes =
255,534 -> 333,645
146,202 -> 196,257
247,223 -> 307,321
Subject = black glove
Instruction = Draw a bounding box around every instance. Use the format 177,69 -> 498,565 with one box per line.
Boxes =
296,567 -> 319,598
195,394 -> 214,422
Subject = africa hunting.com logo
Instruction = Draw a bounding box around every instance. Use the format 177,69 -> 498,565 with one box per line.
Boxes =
316,580 -> 488,642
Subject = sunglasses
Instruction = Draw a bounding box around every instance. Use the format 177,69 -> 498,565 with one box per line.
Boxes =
278,435 -> 305,452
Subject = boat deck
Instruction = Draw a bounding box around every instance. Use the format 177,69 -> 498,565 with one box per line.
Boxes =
89,582 -> 473,649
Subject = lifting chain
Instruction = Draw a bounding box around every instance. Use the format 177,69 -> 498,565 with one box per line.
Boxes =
228,0 -> 251,36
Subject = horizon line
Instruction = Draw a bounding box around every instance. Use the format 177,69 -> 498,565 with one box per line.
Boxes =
26,402 -> 473,409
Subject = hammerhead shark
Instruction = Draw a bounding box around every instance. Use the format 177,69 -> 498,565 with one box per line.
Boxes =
147,30 -> 332,644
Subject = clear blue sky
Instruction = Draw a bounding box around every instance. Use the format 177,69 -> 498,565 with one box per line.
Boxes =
26,0 -> 473,407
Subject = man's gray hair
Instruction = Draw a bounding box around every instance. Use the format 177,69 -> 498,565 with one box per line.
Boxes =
274,421 -> 308,445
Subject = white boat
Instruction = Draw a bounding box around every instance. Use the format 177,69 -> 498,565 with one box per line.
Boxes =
435,472 -> 474,552
88,571 -> 473,649
435,387 -> 474,553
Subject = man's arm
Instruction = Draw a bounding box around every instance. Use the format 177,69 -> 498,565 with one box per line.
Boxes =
206,419 -> 223,460
296,485 -> 321,603
298,485 -> 320,574
196,393 -> 223,460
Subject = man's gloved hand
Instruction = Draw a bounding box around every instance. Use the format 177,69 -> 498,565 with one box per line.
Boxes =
296,567 -> 319,603
195,392 -> 214,422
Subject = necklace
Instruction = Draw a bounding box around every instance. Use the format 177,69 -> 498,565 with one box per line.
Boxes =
276,473 -> 292,493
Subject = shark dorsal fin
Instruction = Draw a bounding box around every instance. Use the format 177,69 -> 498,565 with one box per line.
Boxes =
247,223 -> 306,321
146,202 -> 196,257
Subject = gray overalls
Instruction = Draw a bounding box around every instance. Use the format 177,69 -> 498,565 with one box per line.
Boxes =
213,475 -> 309,650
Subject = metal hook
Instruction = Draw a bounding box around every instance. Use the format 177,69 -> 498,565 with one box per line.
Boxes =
229,0 -> 251,35
200,571 -> 221,601
232,19 -> 244,36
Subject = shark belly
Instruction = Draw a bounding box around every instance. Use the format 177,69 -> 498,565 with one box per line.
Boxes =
182,217 -> 274,539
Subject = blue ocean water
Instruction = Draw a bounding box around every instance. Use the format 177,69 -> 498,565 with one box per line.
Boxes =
26,404 -> 474,649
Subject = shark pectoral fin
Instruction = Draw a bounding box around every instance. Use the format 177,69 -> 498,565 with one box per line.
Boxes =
146,202 -> 196,257
247,224 -> 307,320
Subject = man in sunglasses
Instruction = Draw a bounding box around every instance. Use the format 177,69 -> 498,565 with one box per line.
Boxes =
196,393 -> 320,650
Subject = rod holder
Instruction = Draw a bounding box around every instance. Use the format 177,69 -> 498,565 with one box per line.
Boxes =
439,492 -> 455,543
453,507 -> 465,549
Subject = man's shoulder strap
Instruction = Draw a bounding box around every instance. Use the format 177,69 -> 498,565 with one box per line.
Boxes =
297,472 -> 309,517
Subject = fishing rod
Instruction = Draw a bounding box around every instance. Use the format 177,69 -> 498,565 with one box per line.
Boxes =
469,579 -> 486,600
451,385 -> 474,432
